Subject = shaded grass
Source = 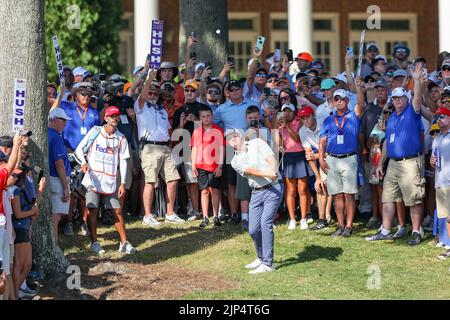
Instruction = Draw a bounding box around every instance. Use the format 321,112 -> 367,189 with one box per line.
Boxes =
60,217 -> 450,300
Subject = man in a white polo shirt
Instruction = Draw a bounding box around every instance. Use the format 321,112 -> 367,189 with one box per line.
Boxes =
134,70 -> 183,227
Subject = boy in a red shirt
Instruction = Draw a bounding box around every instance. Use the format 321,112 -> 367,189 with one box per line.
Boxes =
191,105 -> 225,228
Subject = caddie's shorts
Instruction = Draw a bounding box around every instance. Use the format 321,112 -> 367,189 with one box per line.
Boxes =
86,190 -> 121,210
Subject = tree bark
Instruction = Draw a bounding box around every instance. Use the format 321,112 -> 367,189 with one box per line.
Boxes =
0,0 -> 68,273
179,0 -> 229,75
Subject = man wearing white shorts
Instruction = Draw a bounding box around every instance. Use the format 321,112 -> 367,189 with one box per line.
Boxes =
48,108 -> 72,241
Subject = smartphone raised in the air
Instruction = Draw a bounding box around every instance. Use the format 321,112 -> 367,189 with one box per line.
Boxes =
286,49 -> 294,62
256,36 -> 266,51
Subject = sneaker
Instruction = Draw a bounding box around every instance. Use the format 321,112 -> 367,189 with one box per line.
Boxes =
187,210 -> 201,221
63,222 -> 74,236
300,219 -> 309,230
90,241 -> 106,256
199,217 -> 209,228
18,289 -> 36,299
213,216 -> 222,227
366,216 -> 381,229
20,285 -> 37,296
365,231 -> 393,241
245,258 -> 262,269
310,219 -> 329,231
407,231 -> 422,246
393,226 -> 407,239
341,227 -> 353,238
331,225 -> 344,237
288,219 -> 296,230
249,264 -> 275,274
230,214 -> 240,225
143,215 -> 162,227
118,241 -> 137,255
437,249 -> 450,260
165,213 -> 185,224
241,219 -> 249,231
422,215 -> 432,228
436,242 -> 446,248
80,222 -> 90,236
306,214 -> 314,224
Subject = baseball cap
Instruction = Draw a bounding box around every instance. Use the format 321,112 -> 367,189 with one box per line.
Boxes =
49,108 -> 72,121
73,66 -> 87,77
374,80 -> 388,89
0,136 -> 13,148
226,80 -> 242,90
105,106 -> 121,117
310,60 -> 325,70
413,56 -> 427,65
333,89 -> 348,99
320,78 -> 336,90
281,103 -> 296,112
184,79 -> 198,90
296,52 -> 314,62
195,63 -> 206,72
429,123 -> 440,135
373,55 -> 387,64
428,81 -> 440,91
294,72 -> 308,81
391,87 -> 408,98
393,69 -> 408,79
256,67 -> 268,75
366,43 -> 380,52
333,73 -> 348,84
435,107 -> 450,117
133,66 -> 144,76
442,59 -> 450,68
297,106 -> 315,117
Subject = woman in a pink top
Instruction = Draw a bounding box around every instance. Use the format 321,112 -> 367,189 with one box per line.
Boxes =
278,103 -> 311,230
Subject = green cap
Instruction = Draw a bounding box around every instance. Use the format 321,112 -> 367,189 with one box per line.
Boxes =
320,78 -> 336,91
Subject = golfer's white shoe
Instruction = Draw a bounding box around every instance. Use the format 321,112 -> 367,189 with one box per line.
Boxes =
245,258 -> 262,269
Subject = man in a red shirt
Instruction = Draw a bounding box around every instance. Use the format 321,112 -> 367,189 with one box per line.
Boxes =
191,105 -> 225,228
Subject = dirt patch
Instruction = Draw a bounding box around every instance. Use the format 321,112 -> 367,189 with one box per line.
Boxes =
33,258 -> 238,300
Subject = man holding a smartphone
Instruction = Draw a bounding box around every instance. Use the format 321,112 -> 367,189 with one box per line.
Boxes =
245,45 -> 267,102
361,43 -> 380,79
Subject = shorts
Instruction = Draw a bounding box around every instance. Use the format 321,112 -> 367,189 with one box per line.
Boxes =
182,162 -> 198,184
14,228 -> 30,244
86,190 -> 121,209
436,186 -> 450,218
236,173 -> 251,201
198,168 -> 221,191
225,163 -> 237,186
326,155 -> 358,195
141,144 -> 180,184
382,156 -> 425,206
50,176 -> 70,215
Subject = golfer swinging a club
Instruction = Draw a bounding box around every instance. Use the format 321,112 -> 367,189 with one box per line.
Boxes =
227,130 -> 283,274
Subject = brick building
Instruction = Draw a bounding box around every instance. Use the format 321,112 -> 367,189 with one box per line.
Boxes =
120,0 -> 448,76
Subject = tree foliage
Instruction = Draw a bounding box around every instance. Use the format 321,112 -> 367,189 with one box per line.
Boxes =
45,0 -> 123,82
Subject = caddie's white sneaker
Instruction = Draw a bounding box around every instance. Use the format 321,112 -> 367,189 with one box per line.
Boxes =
245,258 -> 262,269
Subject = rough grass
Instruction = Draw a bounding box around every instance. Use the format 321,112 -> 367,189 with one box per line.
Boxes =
58,215 -> 450,300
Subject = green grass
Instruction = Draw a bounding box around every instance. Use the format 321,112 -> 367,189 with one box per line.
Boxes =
60,217 -> 450,300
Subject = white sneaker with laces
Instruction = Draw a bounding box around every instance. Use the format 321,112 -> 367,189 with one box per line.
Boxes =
288,219 -> 296,230
245,258 -> 262,269
187,210 -> 200,221
90,241 -> 106,256
119,241 -> 137,254
300,219 -> 308,230
436,242 -> 445,248
143,215 -> 161,227
165,213 -> 185,224
249,264 -> 275,274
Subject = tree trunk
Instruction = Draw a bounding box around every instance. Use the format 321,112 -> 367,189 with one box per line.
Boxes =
0,0 -> 68,274
179,0 -> 229,75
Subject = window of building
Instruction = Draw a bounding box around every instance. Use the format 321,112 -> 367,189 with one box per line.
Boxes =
349,13 -> 417,68
119,12 -> 134,76
269,13 -> 340,75
228,13 -> 260,76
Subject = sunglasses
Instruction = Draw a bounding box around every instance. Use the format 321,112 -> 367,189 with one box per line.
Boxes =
442,67 -> 450,72
267,79 -> 278,84
256,73 -> 267,78
207,90 -> 220,95
434,114 -> 447,121
334,96 -> 346,102
280,96 -> 291,102
396,49 -> 407,53
441,98 -> 450,104
79,91 -> 91,97
228,87 -> 241,92
184,89 -> 196,93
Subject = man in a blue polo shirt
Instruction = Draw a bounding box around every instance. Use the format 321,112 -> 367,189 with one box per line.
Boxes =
60,82 -> 101,152
319,78 -> 365,238
48,108 -> 72,241
60,82 -> 101,236
214,80 -> 259,224
369,65 -> 425,245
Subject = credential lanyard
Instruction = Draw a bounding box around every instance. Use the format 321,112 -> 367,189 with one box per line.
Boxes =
334,114 -> 347,134
76,105 -> 88,126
